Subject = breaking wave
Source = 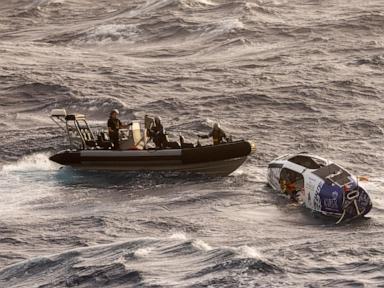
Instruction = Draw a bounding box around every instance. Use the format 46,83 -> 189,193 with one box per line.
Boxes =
0,235 -> 283,287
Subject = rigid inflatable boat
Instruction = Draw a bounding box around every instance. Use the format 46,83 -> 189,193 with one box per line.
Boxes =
49,109 -> 256,176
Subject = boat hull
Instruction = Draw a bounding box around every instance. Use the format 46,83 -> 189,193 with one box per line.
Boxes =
267,153 -> 372,222
50,141 -> 253,176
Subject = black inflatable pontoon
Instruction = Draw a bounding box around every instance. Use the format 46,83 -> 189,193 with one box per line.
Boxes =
49,109 -> 256,175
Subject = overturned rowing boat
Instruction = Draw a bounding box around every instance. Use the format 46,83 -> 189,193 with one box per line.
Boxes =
267,153 -> 372,223
49,109 -> 256,176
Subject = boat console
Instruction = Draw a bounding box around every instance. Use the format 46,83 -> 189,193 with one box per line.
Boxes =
50,109 -> 154,151
50,109 -> 192,151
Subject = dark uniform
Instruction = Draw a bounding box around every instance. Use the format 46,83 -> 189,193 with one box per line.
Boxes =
149,122 -> 167,148
208,127 -> 227,145
200,126 -> 227,145
108,117 -> 122,150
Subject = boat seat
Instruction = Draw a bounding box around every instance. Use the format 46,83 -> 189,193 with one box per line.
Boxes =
179,135 -> 194,148
85,140 -> 96,148
101,132 -> 110,141
182,143 -> 194,148
167,141 -> 181,149
97,132 -> 112,149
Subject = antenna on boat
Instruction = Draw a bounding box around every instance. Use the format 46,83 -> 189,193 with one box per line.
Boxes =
50,109 -> 67,131
354,175 -> 361,216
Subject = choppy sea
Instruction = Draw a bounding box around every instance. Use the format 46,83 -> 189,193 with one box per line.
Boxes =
0,0 -> 383,287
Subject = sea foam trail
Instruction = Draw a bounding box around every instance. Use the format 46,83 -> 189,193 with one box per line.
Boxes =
1,153 -> 57,173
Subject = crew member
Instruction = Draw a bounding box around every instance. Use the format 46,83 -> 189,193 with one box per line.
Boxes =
285,180 -> 298,202
107,109 -> 129,150
199,123 -> 228,145
148,116 -> 168,149
280,170 -> 299,202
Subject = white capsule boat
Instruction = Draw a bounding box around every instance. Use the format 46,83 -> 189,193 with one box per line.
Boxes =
267,153 -> 372,223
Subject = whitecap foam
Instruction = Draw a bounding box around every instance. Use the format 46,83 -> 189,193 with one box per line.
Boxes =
167,232 -> 213,251
2,153 -> 58,173
134,247 -> 154,257
236,245 -> 263,259
218,19 -> 245,32
192,239 -> 213,251
81,24 -> 140,44
49,0 -> 65,4
169,231 -> 189,240
180,0 -> 216,8
200,19 -> 245,38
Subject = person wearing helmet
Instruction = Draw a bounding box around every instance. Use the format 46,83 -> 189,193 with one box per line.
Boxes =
107,109 -> 129,150
199,123 -> 228,145
148,116 -> 168,148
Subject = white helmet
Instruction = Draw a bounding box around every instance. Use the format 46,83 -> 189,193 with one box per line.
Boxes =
155,116 -> 161,123
111,109 -> 119,115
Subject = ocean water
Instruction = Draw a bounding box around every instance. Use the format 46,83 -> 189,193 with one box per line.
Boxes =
0,0 -> 383,287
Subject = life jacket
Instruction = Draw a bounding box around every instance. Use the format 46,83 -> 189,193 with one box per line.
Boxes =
211,128 -> 224,145
286,182 -> 296,193
281,180 -> 296,194
108,118 -> 121,134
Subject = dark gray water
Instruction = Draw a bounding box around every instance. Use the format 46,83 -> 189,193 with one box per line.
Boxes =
0,0 -> 384,287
